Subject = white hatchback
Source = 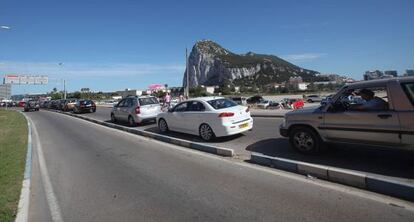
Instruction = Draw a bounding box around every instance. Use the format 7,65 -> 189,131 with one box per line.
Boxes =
157,97 -> 253,141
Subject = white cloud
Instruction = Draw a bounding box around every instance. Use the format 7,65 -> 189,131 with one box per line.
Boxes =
283,53 -> 326,62
0,61 -> 185,79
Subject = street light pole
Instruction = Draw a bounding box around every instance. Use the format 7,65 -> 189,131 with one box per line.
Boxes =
186,48 -> 189,98
1,25 -> 11,109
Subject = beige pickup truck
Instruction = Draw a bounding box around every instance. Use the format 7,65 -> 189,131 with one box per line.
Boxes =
279,77 -> 414,154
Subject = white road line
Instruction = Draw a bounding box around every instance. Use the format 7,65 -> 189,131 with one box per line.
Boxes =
29,117 -> 64,222
15,115 -> 32,222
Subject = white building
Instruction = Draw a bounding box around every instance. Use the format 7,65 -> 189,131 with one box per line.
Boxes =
297,83 -> 309,91
205,86 -> 215,94
0,84 -> 11,100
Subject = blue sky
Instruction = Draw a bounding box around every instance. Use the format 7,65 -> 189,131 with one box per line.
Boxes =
1,0 -> 413,95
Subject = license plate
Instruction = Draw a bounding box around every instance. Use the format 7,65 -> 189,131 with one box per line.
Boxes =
86,104 -> 91,107
239,123 -> 248,129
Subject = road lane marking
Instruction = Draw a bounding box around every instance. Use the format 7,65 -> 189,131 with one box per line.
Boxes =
16,114 -> 32,222
29,117 -> 64,222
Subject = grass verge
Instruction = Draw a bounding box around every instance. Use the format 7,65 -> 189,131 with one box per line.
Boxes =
0,110 -> 28,222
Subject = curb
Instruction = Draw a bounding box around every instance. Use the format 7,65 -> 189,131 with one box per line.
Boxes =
45,109 -> 234,157
15,112 -> 33,222
250,152 -> 414,202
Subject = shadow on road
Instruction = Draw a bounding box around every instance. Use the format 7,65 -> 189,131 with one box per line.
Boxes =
246,138 -> 414,180
103,120 -> 156,128
144,126 -> 244,143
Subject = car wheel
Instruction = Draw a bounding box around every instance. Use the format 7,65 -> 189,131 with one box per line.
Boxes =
128,116 -> 136,127
289,126 -> 323,154
111,113 -> 117,123
92,108 -> 96,113
158,119 -> 169,133
199,124 -> 215,141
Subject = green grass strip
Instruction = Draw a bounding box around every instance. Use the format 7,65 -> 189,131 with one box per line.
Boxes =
0,110 -> 28,222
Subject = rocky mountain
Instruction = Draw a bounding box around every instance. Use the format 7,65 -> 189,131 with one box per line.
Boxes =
183,40 -> 319,88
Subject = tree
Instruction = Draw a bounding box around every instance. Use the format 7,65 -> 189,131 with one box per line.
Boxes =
73,91 -> 81,99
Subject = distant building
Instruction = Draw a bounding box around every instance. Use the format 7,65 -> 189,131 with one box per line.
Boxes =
364,70 -> 383,80
205,86 -> 215,94
116,89 -> 143,98
289,76 -> 303,85
297,83 -> 309,91
0,84 -> 11,100
405,69 -> 414,76
384,70 -> 398,77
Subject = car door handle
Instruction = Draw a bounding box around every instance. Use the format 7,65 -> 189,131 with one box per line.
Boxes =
377,114 -> 392,119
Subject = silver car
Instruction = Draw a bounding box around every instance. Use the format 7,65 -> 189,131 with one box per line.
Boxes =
111,96 -> 161,126
280,77 -> 414,153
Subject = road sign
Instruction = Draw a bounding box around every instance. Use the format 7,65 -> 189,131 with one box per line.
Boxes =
3,74 -> 48,85
4,74 -> 20,84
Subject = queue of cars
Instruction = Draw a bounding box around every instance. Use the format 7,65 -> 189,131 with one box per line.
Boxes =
42,98 -> 96,113
22,78 -> 413,154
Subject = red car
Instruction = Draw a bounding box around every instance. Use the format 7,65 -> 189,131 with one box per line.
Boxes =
18,101 -> 26,107
292,99 -> 304,109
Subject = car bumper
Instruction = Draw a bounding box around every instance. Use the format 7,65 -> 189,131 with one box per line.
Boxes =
213,118 -> 254,137
134,113 -> 159,123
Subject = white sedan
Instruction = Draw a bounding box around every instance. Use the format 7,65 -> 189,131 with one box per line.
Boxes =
157,97 -> 253,141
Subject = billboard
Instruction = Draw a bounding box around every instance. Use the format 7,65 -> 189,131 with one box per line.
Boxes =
4,74 -> 20,84
35,76 -> 48,84
4,74 -> 48,85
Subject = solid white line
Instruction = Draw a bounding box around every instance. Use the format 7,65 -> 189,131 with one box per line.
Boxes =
15,114 -> 32,222
29,117 -> 64,222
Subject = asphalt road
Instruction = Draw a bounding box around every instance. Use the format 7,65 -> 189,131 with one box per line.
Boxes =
74,106 -> 414,182
24,110 -> 414,221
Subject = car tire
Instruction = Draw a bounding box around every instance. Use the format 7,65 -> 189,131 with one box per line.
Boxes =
199,124 -> 215,141
158,118 -> 169,133
128,116 -> 136,127
111,113 -> 117,123
289,126 -> 323,154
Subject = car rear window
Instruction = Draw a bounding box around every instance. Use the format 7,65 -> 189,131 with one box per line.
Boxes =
139,97 -> 159,106
207,99 -> 237,110
401,83 -> 414,106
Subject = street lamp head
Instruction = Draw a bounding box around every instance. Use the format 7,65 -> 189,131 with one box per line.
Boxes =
1,25 -> 11,30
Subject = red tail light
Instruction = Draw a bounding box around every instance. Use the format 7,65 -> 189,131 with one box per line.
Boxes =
245,107 -> 250,113
218,112 -> 234,117
135,106 -> 141,114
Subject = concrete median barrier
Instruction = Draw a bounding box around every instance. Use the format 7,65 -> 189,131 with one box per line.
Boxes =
250,152 -> 414,202
44,109 -> 234,157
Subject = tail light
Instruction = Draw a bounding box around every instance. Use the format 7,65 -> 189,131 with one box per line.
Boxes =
218,112 -> 234,117
135,106 -> 141,114
245,107 -> 250,113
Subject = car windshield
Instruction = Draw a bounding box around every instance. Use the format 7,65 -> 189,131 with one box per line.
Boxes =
207,99 -> 237,110
139,97 -> 159,106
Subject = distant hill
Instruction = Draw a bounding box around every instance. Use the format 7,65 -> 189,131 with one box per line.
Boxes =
183,40 -> 319,88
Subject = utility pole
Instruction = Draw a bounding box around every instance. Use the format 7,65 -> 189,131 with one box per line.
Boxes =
64,80 -> 67,99
186,48 -> 189,98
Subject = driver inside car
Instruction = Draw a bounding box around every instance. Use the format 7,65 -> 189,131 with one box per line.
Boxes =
350,89 -> 388,111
